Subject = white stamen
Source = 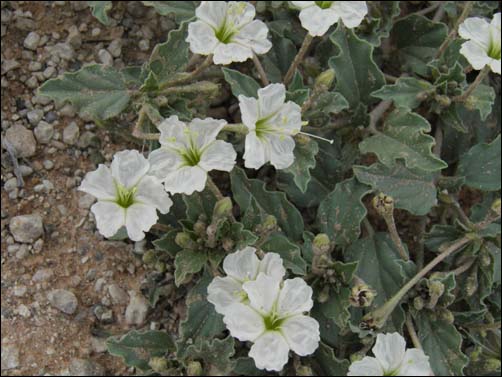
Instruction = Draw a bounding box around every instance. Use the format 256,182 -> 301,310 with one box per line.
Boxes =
298,131 -> 334,144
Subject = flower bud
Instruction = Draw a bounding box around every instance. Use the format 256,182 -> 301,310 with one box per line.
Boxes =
313,233 -> 331,254
175,232 -> 195,249
149,357 -> 169,373
155,261 -> 166,273
222,237 -> 235,252
142,250 -> 157,265
350,283 -> 376,307
464,94 -> 477,110
491,198 -> 501,216
296,365 -> 314,376
213,197 -> 233,218
317,285 -> 330,303
415,91 -> 430,101
315,69 -> 335,89
372,193 -> 394,217
466,271 -> 479,297
413,296 -> 425,311
438,189 -> 454,204
193,221 -> 207,238
263,215 -> 278,232
483,358 -> 502,373
187,360 -> 203,376
434,94 -> 452,107
437,308 -> 455,324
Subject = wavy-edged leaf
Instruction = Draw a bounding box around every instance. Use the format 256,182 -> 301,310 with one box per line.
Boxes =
107,330 -> 175,371
262,30 -> 297,83
311,342 -> 349,376
360,108 -> 448,172
222,67 -> 261,98
261,232 -> 307,275
183,188 -> 217,223
425,225 -> 464,252
303,91 -> 350,127
353,162 -> 437,216
141,1 -> 196,23
358,1 -> 401,46
231,167 -> 304,240
174,250 -> 207,287
282,139 -> 319,193
458,135 -> 501,191
38,64 -> 136,121
87,1 -> 112,25
328,23 -> 385,107
184,336 -> 235,374
371,77 -> 435,110
317,178 -> 372,247
464,83 -> 496,121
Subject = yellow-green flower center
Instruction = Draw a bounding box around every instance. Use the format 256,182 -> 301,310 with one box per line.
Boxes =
181,146 -> 202,166
487,31 -> 501,60
115,184 -> 137,208
315,1 -> 334,9
215,20 -> 238,44
263,312 -> 285,331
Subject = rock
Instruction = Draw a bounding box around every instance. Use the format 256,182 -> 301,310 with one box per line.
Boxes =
107,40 -> 122,57
60,103 -> 76,117
4,124 -> 37,158
138,39 -> 150,51
34,121 -> 54,144
43,159 -> 54,170
63,121 -> 80,145
27,109 -> 44,126
3,177 -> 17,193
32,268 -> 54,282
69,358 -> 105,376
12,286 -> 27,297
78,193 -> 96,209
93,305 -> 113,323
125,291 -> 149,326
107,284 -> 129,305
76,131 -> 97,149
48,42 -> 75,61
66,25 -> 82,48
47,289 -> 78,314
23,31 -> 40,50
9,214 -> 44,243
1,344 -> 19,370
16,304 -> 31,318
2,59 -> 20,73
97,49 -> 113,66
90,337 -> 107,354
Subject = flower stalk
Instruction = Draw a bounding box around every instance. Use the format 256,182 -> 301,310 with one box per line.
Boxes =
284,33 -> 314,86
252,53 -> 270,86
453,65 -> 490,103
435,1 -> 474,59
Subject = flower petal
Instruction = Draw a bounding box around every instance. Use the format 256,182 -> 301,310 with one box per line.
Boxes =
460,40 -> 492,70
227,1 -> 256,29
333,1 -> 368,29
125,203 -> 158,241
491,12 -> 501,29
162,166 -> 207,195
372,332 -> 407,373
157,115 -> 189,150
196,1 -> 227,29
148,148 -> 183,180
187,21 -> 219,55
258,83 -> 286,119
249,332 -> 290,372
135,175 -> 173,214
223,303 -> 265,342
189,117 -> 227,149
234,20 -> 272,55
213,42 -> 254,65
91,201 -> 125,238
259,252 -> 286,281
299,6 -> 338,37
458,17 -> 491,49
291,1 -> 315,9
79,164 -> 115,200
348,357 -> 384,376
223,247 -> 260,282
280,315 -> 320,356
199,140 -> 236,172
244,131 -> 269,169
277,278 -> 314,317
239,95 -> 259,129
490,58 -> 501,74
243,273 -> 281,315
207,276 -> 243,315
398,349 -> 432,376
268,134 -> 296,170
110,150 -> 150,189
271,101 -> 302,135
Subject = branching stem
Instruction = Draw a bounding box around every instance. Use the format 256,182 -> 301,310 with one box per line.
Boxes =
284,33 -> 314,86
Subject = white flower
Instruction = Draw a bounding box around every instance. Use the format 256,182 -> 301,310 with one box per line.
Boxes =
148,116 -> 237,195
292,1 -> 368,36
459,13 -> 501,74
207,247 -> 285,315
187,1 -> 272,65
239,83 -> 302,170
223,274 -> 320,372
348,333 -> 432,376
79,150 -> 173,241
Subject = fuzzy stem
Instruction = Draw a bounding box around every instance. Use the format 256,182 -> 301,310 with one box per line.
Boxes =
132,106 -> 160,140
252,53 -> 270,86
466,321 -> 501,331
435,1 -> 474,58
406,314 -> 423,350
368,100 -> 392,134
453,66 -> 490,103
159,55 -> 213,89
284,33 -> 314,86
222,123 -> 248,134
206,176 -> 225,201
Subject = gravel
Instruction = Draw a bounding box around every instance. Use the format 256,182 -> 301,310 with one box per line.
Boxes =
125,291 -> 149,326
107,283 -> 129,305
34,120 -> 54,144
4,124 -> 37,158
47,289 -> 78,314
97,49 -> 113,66
9,214 -> 44,243
63,121 -> 80,145
32,268 -> 54,282
1,344 -> 20,370
23,31 -> 40,50
68,358 -> 105,376
27,109 -> 44,126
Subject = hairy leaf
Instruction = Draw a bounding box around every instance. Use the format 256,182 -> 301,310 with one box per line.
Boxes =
184,336 -> 235,374
222,68 -> 261,98
465,84 -> 496,121
141,1 -> 196,22
371,77 -> 435,110
261,232 -> 307,275
87,1 -> 112,25
282,139 -> 319,193
311,342 -> 350,376
174,250 -> 207,287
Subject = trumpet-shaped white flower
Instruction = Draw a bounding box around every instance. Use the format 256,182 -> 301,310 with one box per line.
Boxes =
79,150 -> 173,241
459,13 -> 501,74
239,83 -> 302,170
187,1 -> 272,65
292,1 -> 368,36
148,116 -> 237,195
348,333 -> 432,376
208,247 -> 285,315
222,274 -> 320,372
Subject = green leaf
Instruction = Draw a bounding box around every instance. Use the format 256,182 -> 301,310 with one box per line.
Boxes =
358,1 -> 401,46
184,336 -> 235,374
231,167 -> 304,241
141,1 -> 196,23
262,30 -> 297,82
153,229 -> 182,257
146,21 -> 190,86
371,77 -> 435,110
353,162 -> 438,216
425,225 -> 464,252
87,1 -> 112,25
183,189 -> 217,223
359,108 -> 448,172
392,15 -> 448,76
415,311 -> 468,376
345,233 -> 417,331
222,68 -> 261,98
174,250 -> 208,287
107,330 -> 175,371
233,357 -> 267,376
38,64 -> 136,121
328,23 -> 385,107
311,342 -> 349,376
458,135 -> 501,191
303,91 -> 350,127
261,232 -> 307,275
317,178 -> 372,248
282,139 -> 319,193
177,271 -> 225,359
439,103 -> 468,134
465,83 -> 496,121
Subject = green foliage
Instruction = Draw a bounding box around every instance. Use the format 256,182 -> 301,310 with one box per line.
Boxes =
222,68 -> 261,98
184,336 -> 236,374
311,343 -> 349,376
87,1 -> 112,25
282,138 -> 319,193
261,232 -> 307,275
371,77 -> 435,109
141,1 -> 196,22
